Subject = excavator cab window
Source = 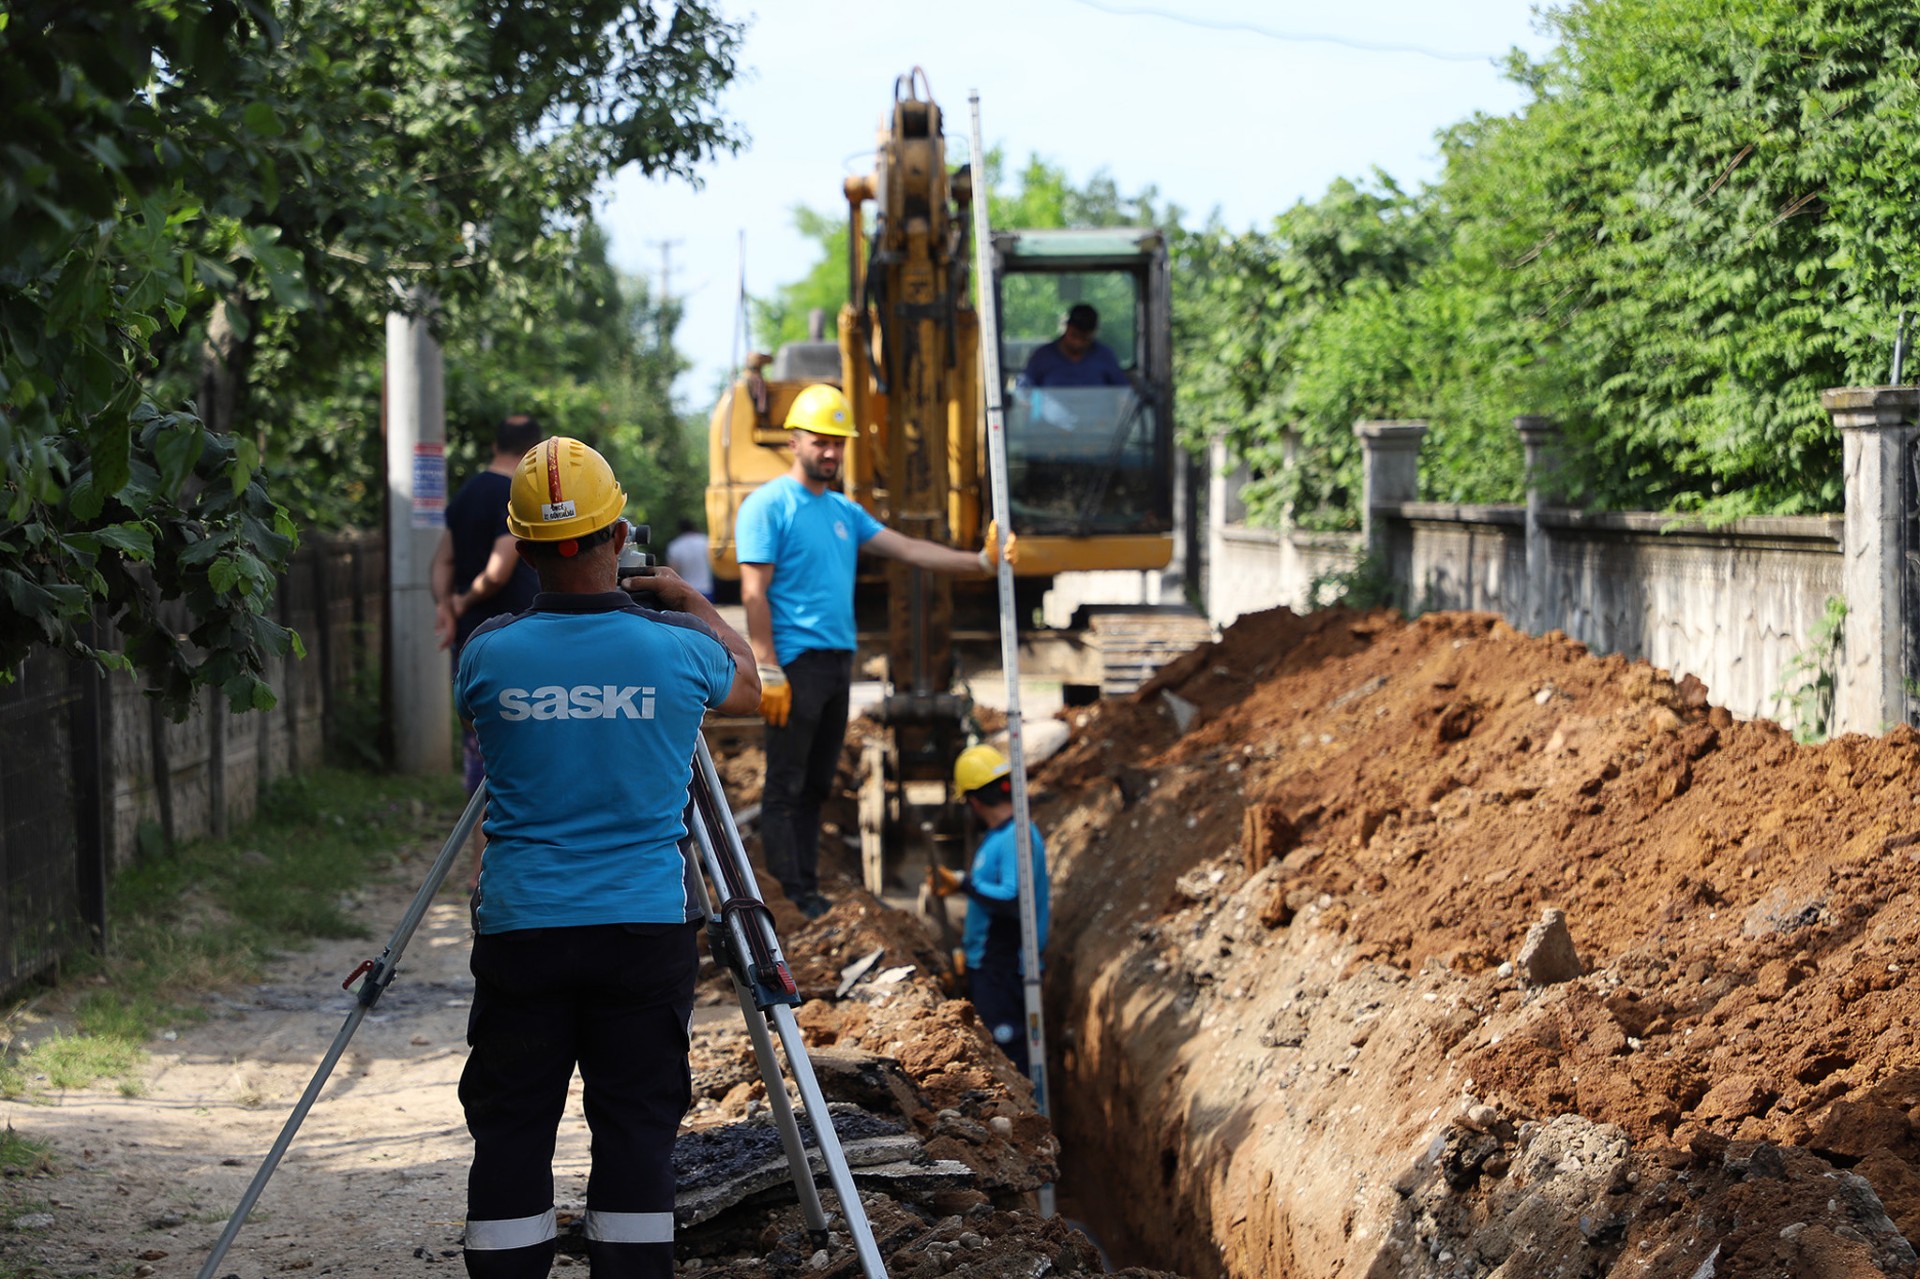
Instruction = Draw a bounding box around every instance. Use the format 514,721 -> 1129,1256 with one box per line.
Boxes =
996,266 -> 1168,536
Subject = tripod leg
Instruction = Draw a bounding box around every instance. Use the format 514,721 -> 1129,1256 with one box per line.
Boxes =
768,1004 -> 888,1279
197,783 -> 487,1279
731,977 -> 831,1245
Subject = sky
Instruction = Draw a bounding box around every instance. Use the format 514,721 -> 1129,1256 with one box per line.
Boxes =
597,0 -> 1561,404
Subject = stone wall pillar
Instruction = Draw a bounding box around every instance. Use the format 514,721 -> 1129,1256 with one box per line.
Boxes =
1353,419 -> 1427,564
1515,416 -> 1560,635
1823,386 -> 1920,735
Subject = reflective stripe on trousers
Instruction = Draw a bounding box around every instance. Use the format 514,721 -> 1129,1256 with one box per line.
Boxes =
464,1208 -> 558,1252
585,1209 -> 675,1243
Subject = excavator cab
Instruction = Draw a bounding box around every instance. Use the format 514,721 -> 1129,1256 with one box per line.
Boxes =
989,229 -> 1177,569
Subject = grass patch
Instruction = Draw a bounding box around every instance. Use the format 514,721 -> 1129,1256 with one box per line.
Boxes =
0,769 -> 463,1099
0,1128 -> 50,1176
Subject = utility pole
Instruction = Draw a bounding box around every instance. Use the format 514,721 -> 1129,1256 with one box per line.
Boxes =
384,302 -> 452,775
648,238 -> 684,305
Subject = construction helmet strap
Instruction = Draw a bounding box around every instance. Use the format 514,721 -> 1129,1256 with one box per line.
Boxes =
539,521 -> 618,559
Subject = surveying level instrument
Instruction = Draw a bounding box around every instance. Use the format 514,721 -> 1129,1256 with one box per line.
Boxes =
198,740 -> 891,1279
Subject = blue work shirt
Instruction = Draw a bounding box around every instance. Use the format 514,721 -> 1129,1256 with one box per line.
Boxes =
456,591 -> 737,933
733,475 -> 884,664
1019,338 -> 1128,389
962,817 -> 1049,976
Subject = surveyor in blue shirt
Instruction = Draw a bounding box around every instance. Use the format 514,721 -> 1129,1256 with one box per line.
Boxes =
454,436 -> 758,1279
1018,302 -> 1129,389
735,383 -> 1013,921
933,744 -> 1050,1078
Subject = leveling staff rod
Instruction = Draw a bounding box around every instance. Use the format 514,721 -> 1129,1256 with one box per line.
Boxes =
682,733 -> 890,1279
966,89 -> 1055,1222
197,782 -> 490,1279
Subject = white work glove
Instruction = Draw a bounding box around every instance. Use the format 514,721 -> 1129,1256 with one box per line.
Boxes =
758,663 -> 791,727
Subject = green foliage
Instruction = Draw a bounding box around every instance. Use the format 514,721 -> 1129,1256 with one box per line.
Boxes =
753,149 -> 1175,352
0,1 -> 741,716
1307,552 -> 1396,611
1772,595 -> 1847,743
1186,0 -> 1920,528
277,223 -> 705,539
0,769 -> 462,1098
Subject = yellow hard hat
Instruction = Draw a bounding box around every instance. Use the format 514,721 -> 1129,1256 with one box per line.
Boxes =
506,437 -> 626,544
784,384 -> 857,438
954,744 -> 1011,797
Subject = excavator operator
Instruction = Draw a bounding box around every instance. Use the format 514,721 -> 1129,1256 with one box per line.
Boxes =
454,437 -> 758,1279
1019,302 -> 1128,389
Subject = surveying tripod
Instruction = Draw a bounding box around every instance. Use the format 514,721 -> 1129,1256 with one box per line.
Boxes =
197,736 -> 891,1279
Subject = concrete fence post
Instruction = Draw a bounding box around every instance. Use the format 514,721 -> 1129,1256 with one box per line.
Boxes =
1515,416 -> 1560,635
1822,386 -> 1920,735
1353,419 -> 1427,554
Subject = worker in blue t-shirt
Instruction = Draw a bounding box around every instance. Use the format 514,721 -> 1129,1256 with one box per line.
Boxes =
734,383 -> 1014,921
1018,302 -> 1129,389
454,437 -> 758,1279
932,745 -> 1049,1078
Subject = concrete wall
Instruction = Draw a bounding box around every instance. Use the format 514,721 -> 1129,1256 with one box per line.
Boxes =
1206,392 -> 1914,737
96,532 -> 385,873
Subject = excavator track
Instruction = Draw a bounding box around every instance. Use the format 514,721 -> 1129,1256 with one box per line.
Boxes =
1087,607 -> 1216,696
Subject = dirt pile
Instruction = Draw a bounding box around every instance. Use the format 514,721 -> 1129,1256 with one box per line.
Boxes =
1037,606 -> 1920,1277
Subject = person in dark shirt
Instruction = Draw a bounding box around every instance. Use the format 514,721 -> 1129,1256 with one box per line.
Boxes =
1018,302 -> 1128,389
432,414 -> 544,882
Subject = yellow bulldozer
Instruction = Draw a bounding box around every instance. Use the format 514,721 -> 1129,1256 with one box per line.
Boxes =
705,70 -> 1201,892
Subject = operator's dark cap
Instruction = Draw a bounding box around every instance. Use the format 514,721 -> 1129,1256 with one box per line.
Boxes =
1065,303 -> 1100,332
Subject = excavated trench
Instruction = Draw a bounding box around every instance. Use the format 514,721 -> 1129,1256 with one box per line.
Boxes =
1027,607 -> 1920,1279
26,604 -> 1920,1279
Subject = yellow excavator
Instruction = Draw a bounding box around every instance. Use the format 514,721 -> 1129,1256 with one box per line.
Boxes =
705,69 -> 1197,891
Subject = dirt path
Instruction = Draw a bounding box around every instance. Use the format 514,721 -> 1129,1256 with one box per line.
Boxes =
3,846 -> 489,1278
1,804 -> 1119,1279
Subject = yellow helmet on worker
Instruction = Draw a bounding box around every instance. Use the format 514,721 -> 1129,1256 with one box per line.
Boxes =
784,384 -> 857,438
506,437 -> 626,552
954,744 -> 1012,798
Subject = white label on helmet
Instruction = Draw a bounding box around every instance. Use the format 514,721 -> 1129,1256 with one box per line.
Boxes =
497,685 -> 656,720
542,500 -> 577,522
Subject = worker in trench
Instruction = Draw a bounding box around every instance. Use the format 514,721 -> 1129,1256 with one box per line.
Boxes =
453,437 -> 759,1279
932,745 -> 1051,1076
735,383 -> 1014,920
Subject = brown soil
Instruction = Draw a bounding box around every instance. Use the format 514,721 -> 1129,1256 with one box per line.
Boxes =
1040,607 -> 1920,1277
15,604 -> 1920,1279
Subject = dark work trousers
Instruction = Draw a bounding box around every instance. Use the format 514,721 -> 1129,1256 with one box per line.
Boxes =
461,921 -> 699,1279
760,649 -> 853,902
968,964 -> 1029,1077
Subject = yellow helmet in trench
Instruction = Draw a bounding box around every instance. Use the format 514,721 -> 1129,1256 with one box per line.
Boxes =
506,437 -> 626,544
954,745 -> 1012,797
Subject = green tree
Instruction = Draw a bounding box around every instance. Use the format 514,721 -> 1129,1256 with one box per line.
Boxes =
1188,0 -> 1920,528
276,222 -> 706,541
1,1 -> 741,713
753,150 -> 1171,353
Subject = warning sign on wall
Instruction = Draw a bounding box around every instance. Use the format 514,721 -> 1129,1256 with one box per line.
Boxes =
412,442 -> 446,530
